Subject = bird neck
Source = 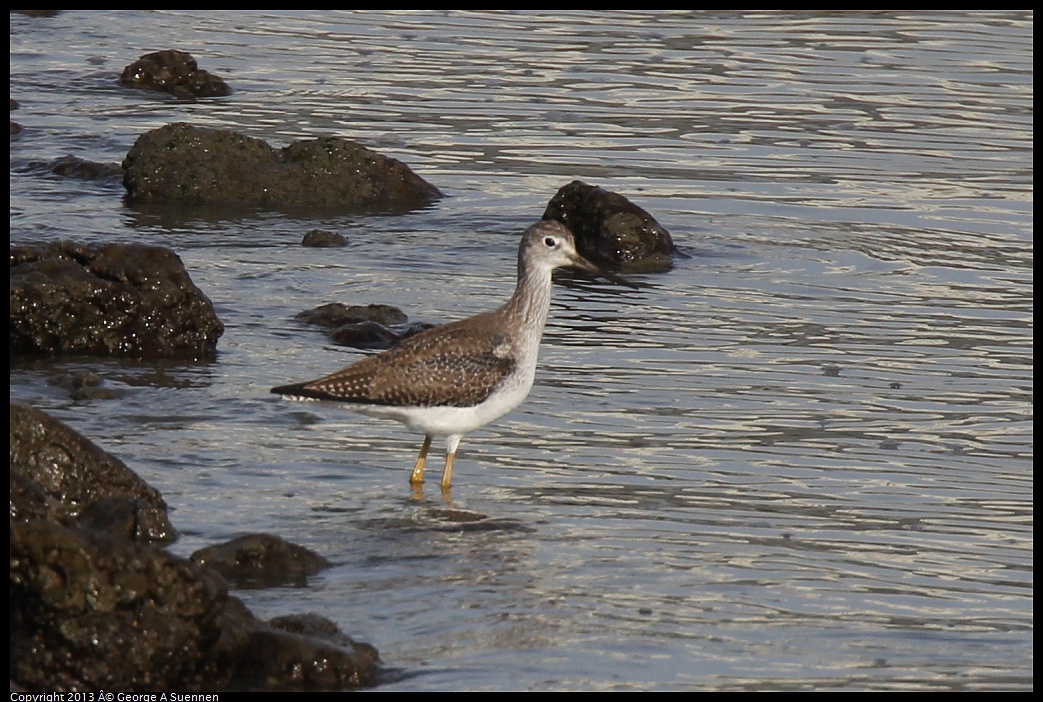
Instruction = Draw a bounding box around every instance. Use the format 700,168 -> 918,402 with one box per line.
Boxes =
502,258 -> 553,332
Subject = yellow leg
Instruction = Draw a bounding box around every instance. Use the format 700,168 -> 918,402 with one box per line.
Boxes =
410,435 -> 432,485
440,435 -> 462,493
440,450 -> 456,493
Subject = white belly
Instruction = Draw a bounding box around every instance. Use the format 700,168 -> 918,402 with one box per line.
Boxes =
343,360 -> 536,438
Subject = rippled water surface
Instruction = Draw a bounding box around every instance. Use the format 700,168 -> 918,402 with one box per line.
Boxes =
10,11 -> 1032,691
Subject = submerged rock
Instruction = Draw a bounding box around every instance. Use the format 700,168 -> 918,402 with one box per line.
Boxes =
45,154 -> 124,181
330,320 -> 435,349
120,49 -> 232,99
191,534 -> 332,588
293,302 -> 433,350
11,96 -> 21,134
296,302 -> 409,329
301,229 -> 348,247
10,240 -> 224,359
45,369 -> 124,400
542,180 -> 680,272
122,122 -> 442,213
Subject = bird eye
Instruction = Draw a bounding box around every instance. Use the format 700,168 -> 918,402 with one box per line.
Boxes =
543,236 -> 558,248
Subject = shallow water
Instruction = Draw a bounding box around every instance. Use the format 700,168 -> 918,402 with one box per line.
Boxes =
10,10 -> 1032,691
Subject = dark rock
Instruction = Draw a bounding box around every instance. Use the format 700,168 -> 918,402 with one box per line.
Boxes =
10,402 -> 175,544
46,154 -> 123,180
10,240 -> 224,359
301,229 -> 348,247
293,302 -> 434,350
191,534 -> 332,588
11,518 -> 381,691
233,625 -> 381,690
46,369 -> 124,400
330,320 -> 434,350
9,459 -> 57,524
269,612 -> 349,638
75,496 -> 171,542
329,320 -> 404,349
122,122 -> 442,213
542,180 -> 679,272
10,520 -> 229,691
120,49 -> 232,99
47,369 -> 106,389
9,405 -> 383,692
296,302 -> 408,329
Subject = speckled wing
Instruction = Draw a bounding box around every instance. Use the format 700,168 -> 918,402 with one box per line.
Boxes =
271,320 -> 516,408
